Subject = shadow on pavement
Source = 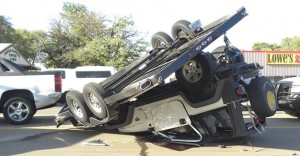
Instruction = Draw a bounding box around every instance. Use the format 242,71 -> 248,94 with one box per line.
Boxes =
0,115 -> 300,155
0,116 -> 57,127
0,128 -> 102,155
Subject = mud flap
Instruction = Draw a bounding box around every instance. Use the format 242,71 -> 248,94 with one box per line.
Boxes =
226,101 -> 248,138
222,77 -> 267,138
55,104 -> 77,127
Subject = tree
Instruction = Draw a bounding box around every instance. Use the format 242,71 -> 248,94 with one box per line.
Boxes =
0,16 -> 15,43
13,29 -> 47,64
60,2 -> 106,48
41,19 -> 74,68
252,36 -> 300,51
0,16 -> 48,65
71,16 -> 148,68
281,36 -> 300,51
252,42 -> 282,51
42,2 -> 148,69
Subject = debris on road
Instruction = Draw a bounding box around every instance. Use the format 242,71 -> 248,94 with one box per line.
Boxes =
82,139 -> 109,146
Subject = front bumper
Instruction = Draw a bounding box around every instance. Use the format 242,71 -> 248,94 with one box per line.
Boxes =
278,95 -> 300,110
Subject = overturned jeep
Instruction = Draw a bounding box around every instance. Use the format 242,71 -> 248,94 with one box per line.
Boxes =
56,7 -> 277,144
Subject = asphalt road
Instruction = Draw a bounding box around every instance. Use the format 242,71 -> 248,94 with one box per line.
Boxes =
1,106 -> 300,156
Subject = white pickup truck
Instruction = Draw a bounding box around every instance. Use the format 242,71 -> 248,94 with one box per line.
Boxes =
0,58 -> 62,124
43,66 -> 117,93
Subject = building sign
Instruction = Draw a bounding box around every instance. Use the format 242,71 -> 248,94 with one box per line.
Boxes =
266,52 -> 300,65
4,48 -> 20,62
0,47 -> 30,66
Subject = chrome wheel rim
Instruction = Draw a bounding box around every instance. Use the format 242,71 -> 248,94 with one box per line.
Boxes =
7,101 -> 29,122
88,92 -> 103,113
182,60 -> 203,83
71,100 -> 83,118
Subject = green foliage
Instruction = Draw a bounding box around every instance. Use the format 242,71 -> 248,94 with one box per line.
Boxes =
252,36 -> 300,51
252,42 -> 281,51
71,16 -> 147,68
61,2 -> 105,47
0,16 -> 15,43
13,29 -> 47,64
1,3 -> 148,68
281,37 -> 300,51
0,16 -> 48,65
42,2 -> 148,69
41,19 -> 74,68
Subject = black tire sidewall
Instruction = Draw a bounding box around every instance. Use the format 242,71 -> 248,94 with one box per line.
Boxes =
175,53 -> 216,93
212,45 -> 245,63
66,90 -> 92,123
83,83 -> 108,119
151,32 -> 173,49
3,97 -> 35,125
249,76 -> 277,118
283,109 -> 300,118
171,20 -> 195,39
281,97 -> 300,117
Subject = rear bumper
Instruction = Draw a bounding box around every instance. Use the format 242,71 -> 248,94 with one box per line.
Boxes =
34,92 -> 62,109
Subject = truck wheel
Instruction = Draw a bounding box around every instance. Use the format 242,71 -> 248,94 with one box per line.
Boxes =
66,90 -> 92,124
248,76 -> 277,118
171,20 -> 195,40
83,82 -> 108,119
175,53 -> 216,93
3,97 -> 35,125
212,45 -> 245,64
151,31 -> 173,49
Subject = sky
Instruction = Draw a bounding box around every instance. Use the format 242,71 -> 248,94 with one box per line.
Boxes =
0,0 -> 300,51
